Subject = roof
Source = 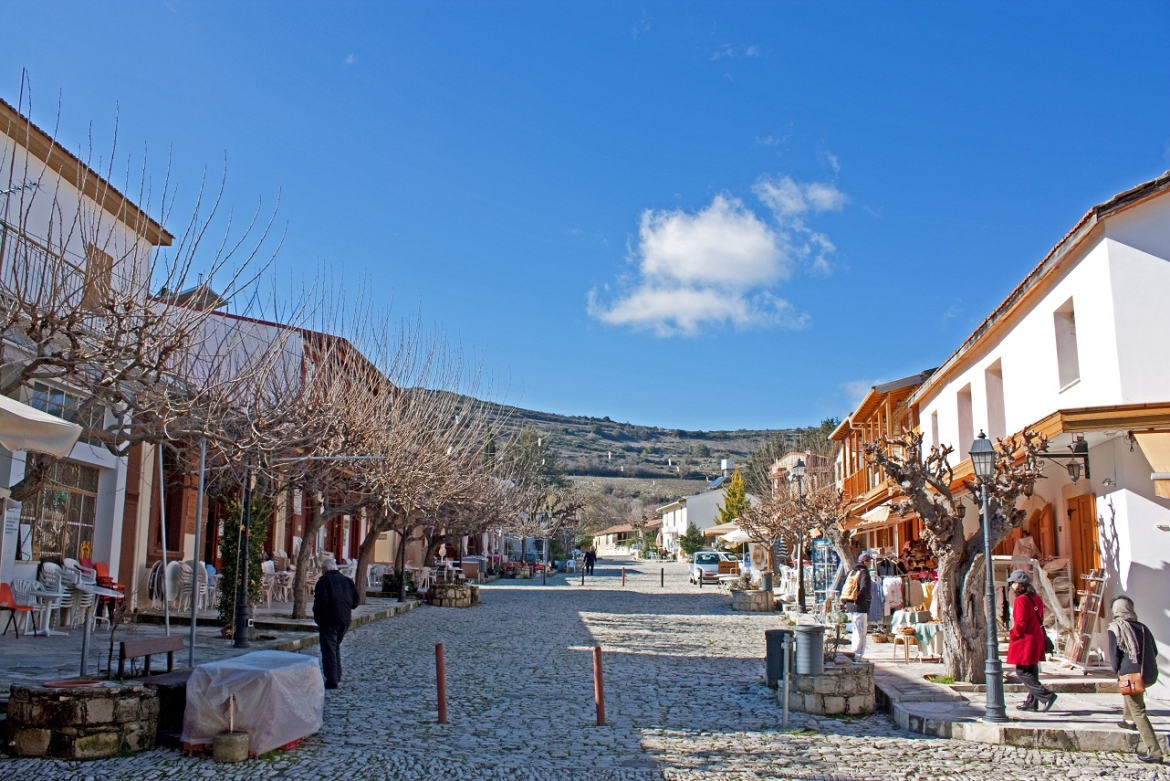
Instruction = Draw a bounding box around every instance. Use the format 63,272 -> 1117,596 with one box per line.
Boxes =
0,98 -> 173,247
831,369 -> 935,441
911,171 -> 1170,406
596,519 -> 661,536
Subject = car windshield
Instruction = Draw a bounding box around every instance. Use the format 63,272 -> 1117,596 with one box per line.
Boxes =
695,554 -> 719,564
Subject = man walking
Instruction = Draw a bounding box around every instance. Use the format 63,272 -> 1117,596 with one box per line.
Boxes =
583,549 -> 597,576
840,551 -> 873,661
313,558 -> 360,690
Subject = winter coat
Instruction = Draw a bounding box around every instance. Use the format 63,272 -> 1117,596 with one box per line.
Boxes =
842,564 -> 872,614
1109,618 -> 1160,685
313,570 -> 360,628
1006,592 -> 1046,666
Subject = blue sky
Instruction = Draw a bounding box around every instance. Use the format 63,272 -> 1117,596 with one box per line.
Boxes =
4,2 -> 1169,431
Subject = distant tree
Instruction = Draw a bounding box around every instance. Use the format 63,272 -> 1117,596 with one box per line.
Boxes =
741,431 -> 792,497
717,469 -> 749,525
678,523 -> 705,556
691,443 -> 711,458
796,417 -> 841,458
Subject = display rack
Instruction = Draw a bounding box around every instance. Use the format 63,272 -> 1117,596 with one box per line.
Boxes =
810,539 -> 840,608
1060,568 -> 1110,674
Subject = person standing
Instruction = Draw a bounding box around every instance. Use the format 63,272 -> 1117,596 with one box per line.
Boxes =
313,558 -> 360,690
840,552 -> 872,661
1006,570 -> 1056,712
1108,596 -> 1162,764
583,549 -> 597,576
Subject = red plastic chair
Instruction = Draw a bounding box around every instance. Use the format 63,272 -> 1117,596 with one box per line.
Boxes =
0,582 -> 35,638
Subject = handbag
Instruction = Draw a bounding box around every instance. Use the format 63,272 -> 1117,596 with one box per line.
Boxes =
1118,624 -> 1148,696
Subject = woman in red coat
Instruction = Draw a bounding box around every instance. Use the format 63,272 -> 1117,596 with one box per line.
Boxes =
1006,570 -> 1056,711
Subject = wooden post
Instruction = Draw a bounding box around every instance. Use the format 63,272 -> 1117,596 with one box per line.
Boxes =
435,643 -> 448,724
621,568 -> 626,587
593,645 -> 606,726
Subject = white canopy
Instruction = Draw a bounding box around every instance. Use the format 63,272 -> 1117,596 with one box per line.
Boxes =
720,529 -> 751,545
0,394 -> 83,457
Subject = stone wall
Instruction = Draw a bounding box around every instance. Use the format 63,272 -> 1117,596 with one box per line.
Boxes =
425,583 -> 478,608
779,660 -> 875,716
731,590 -> 772,612
7,683 -> 159,759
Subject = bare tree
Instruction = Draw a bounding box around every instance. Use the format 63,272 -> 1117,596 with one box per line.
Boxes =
867,430 -> 1045,682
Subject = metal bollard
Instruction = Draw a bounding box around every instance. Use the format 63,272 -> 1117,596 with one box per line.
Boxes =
581,570 -> 585,586
782,634 -> 792,728
593,645 -> 606,726
660,567 -> 664,588
621,568 -> 626,587
435,643 -> 448,724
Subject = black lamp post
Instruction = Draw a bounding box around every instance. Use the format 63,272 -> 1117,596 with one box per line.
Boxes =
969,432 -> 1007,722
790,458 -> 807,613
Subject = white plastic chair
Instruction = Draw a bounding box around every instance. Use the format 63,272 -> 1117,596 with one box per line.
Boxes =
164,560 -> 183,609
10,578 -> 41,634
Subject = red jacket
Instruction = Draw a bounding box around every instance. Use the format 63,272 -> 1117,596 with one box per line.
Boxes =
1006,592 -> 1047,666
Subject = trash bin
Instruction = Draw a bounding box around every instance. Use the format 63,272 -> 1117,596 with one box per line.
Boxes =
764,628 -> 794,688
793,624 -> 825,676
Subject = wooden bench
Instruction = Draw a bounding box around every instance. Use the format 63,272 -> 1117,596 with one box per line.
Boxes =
118,635 -> 185,679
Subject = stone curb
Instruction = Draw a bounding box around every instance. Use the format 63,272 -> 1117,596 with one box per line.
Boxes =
134,598 -> 421,634
266,600 -> 422,651
875,673 -> 1166,754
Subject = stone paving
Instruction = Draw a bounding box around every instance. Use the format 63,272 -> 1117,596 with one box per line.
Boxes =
4,557 -> 1169,780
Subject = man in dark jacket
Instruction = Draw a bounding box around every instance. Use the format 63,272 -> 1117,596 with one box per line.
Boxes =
583,549 -> 597,576
313,558 -> 361,690
841,552 -> 873,661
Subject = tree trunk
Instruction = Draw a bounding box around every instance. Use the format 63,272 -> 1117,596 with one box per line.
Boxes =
354,523 -> 381,606
935,543 -> 991,683
292,498 -> 327,619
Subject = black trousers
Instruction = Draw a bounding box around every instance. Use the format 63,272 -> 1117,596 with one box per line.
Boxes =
1016,664 -> 1053,705
319,623 -> 348,688
585,562 -> 595,575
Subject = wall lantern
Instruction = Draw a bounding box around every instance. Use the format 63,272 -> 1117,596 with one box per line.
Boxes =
1041,435 -> 1091,484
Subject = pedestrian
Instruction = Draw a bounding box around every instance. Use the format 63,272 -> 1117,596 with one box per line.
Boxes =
1006,569 -> 1056,712
1108,596 -> 1162,764
583,549 -> 597,576
313,558 -> 360,690
840,551 -> 872,661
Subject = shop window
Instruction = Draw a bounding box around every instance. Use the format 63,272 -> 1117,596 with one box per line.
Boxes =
1054,298 -> 1080,389
956,384 -> 973,453
27,460 -> 100,563
985,360 -> 1006,441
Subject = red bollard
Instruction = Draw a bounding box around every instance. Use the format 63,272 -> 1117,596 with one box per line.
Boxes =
435,643 -> 448,724
621,567 -> 626,587
593,645 -> 606,726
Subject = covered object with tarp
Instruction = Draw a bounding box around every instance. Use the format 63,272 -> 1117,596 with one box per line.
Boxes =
182,650 -> 323,756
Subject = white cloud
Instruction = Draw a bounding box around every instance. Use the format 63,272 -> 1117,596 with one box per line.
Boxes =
344,53 -> 357,66
588,195 -> 809,337
711,43 -> 761,61
841,378 -> 883,405
752,174 -> 847,275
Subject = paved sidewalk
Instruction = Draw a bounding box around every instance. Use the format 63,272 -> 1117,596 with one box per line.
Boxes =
3,557 -> 1168,780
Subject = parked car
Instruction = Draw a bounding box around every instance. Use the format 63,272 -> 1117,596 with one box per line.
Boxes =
689,551 -> 724,584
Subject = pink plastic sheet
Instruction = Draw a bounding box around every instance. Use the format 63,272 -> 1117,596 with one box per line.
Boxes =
181,650 -> 323,756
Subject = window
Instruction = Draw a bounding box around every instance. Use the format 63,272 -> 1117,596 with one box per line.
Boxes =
29,382 -> 106,447
985,361 -> 1006,440
1054,298 -> 1080,389
82,244 -> 113,311
27,460 -> 100,563
930,411 -> 940,450
957,384 -> 974,453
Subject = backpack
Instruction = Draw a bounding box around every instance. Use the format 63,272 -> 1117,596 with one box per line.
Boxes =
840,570 -> 861,603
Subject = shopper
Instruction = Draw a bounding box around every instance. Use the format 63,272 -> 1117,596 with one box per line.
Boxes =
583,549 -> 597,576
313,558 -> 360,690
840,552 -> 872,661
1108,596 -> 1162,764
1006,570 -> 1056,712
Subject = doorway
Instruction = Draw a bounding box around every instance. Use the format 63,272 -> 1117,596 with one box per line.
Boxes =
1067,493 -> 1100,584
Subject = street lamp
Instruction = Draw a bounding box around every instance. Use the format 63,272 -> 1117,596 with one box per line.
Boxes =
969,431 -> 1007,722
790,458 -> 807,613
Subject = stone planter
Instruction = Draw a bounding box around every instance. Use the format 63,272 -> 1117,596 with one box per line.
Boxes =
7,682 -> 159,759
779,659 -> 875,716
425,583 -> 475,608
731,589 -> 772,612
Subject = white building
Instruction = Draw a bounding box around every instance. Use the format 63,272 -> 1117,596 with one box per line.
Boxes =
659,476 -> 759,556
911,172 -> 1170,694
0,99 -> 172,586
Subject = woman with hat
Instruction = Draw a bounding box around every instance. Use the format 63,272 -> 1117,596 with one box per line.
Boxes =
1006,569 -> 1056,711
1108,596 -> 1162,764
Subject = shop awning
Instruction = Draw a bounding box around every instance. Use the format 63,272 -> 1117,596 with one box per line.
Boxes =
844,504 -> 899,533
1134,432 -> 1170,499
0,394 -> 83,457
702,522 -> 738,538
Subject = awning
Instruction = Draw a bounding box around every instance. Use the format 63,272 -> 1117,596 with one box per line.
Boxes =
1135,432 -> 1170,499
721,529 -> 751,545
0,394 -> 83,457
703,522 -> 738,538
844,504 -> 899,533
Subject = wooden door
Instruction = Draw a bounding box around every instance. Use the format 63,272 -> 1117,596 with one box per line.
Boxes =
1067,493 -> 1100,584
1036,504 -> 1056,559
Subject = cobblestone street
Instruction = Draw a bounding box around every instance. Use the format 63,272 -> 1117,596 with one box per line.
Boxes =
8,558 -> 1168,780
